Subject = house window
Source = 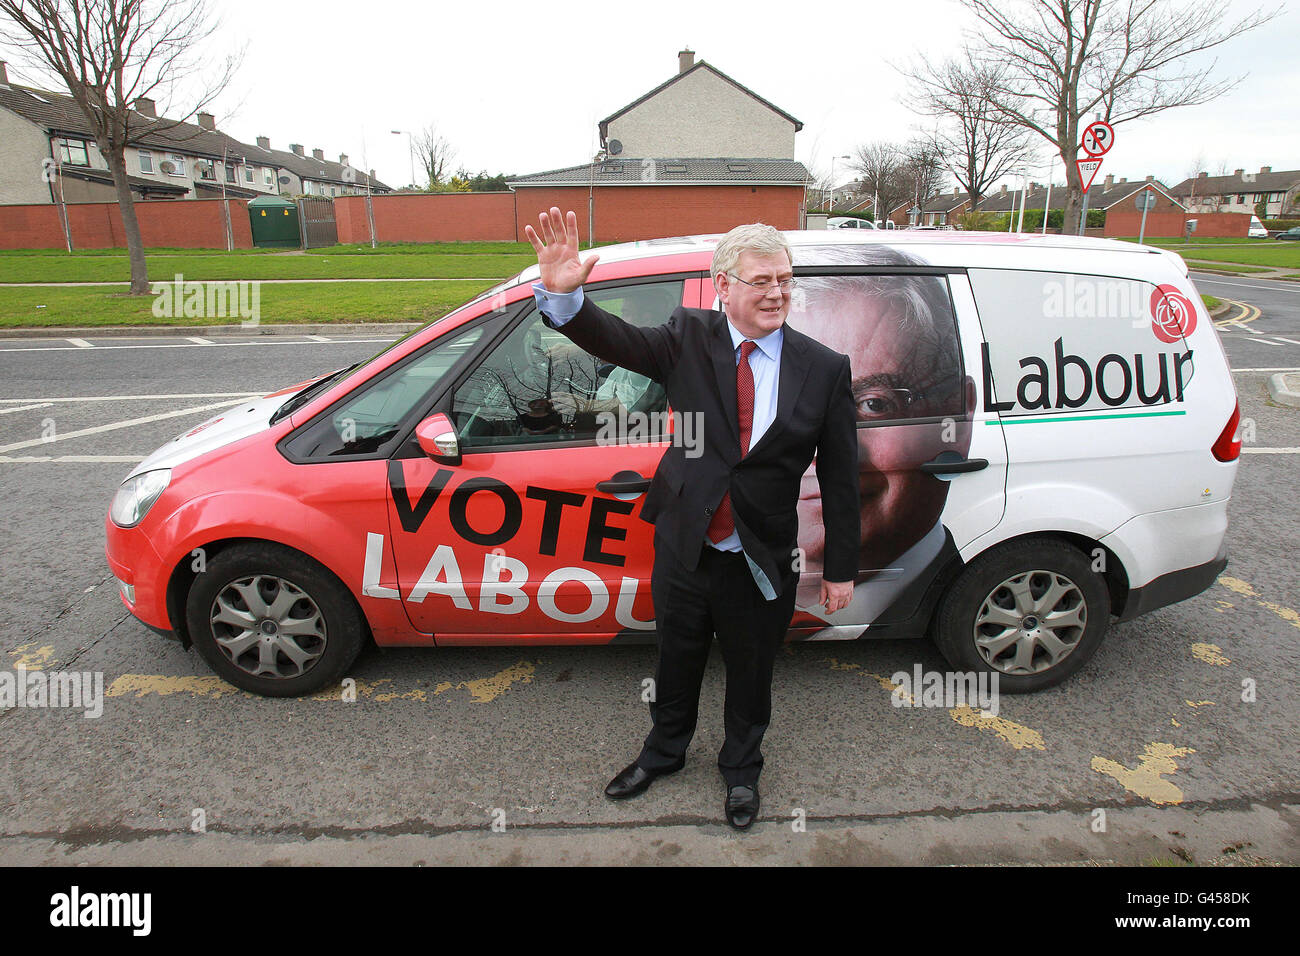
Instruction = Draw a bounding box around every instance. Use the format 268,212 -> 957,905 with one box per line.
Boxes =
244,166 -> 254,184
1236,194 -> 1245,204
138,150 -> 154,173
58,139 -> 89,166
224,163 -> 236,184
264,169 -> 273,186
165,154 -> 186,177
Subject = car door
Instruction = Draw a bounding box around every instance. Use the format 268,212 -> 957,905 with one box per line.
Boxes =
386,276 -> 699,644
782,265 -> 1008,637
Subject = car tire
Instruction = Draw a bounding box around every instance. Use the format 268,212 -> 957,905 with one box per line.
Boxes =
185,542 -> 367,697
931,538 -> 1110,694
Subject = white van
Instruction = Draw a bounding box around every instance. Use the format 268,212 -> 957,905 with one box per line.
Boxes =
107,230 -> 1239,696
1248,215 -> 1268,238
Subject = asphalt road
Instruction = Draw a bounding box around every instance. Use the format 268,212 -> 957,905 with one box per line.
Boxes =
0,279 -> 1297,866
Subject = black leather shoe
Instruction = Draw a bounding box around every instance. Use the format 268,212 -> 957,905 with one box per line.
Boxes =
604,758 -> 685,799
725,784 -> 760,830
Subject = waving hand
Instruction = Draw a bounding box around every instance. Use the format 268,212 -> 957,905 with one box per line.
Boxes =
524,207 -> 600,294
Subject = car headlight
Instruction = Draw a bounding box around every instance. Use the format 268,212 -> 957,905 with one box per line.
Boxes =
110,469 -> 171,528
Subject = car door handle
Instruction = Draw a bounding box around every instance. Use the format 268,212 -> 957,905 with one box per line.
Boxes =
919,453 -> 989,475
596,472 -> 651,494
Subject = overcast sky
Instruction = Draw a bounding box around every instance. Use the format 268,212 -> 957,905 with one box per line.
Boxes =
10,0 -> 1297,191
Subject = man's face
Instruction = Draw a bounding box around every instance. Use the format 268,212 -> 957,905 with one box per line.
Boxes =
792,285 -> 973,575
716,250 -> 793,339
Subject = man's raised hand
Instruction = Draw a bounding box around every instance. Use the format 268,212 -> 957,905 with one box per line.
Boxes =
524,207 -> 600,294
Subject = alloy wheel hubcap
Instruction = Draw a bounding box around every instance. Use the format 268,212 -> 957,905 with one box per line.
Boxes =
973,570 -> 1086,675
209,574 -> 327,680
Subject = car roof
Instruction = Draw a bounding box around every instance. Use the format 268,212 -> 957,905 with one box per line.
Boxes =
508,229 -> 1180,286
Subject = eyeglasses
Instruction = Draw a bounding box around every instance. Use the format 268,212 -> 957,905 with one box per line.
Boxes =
727,272 -> 797,294
854,384 -> 959,420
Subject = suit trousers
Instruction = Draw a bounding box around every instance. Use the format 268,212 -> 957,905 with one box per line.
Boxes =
636,541 -> 799,788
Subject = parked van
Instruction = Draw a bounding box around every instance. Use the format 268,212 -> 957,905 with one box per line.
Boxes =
1248,215 -> 1268,238
106,231 -> 1240,696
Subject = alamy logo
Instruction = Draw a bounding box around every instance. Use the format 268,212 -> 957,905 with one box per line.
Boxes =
151,273 -> 261,327
0,665 -> 103,718
49,886 -> 151,936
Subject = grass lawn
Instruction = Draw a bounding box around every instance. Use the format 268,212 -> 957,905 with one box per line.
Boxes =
0,280 -> 488,327
1184,260 -> 1274,273
0,252 -> 533,283
1201,295 -> 1221,312
0,240 -> 540,257
1121,240 -> 1299,269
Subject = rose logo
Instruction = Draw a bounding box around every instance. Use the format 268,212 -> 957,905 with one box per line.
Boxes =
1150,284 -> 1197,343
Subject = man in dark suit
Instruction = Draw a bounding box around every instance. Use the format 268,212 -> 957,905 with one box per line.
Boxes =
524,208 -> 859,830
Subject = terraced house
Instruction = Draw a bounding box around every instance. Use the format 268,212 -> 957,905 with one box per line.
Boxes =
0,61 -> 388,206
1167,167 -> 1300,218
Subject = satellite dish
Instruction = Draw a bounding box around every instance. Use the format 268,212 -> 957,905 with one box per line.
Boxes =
159,160 -> 176,174
608,139 -> 623,156
278,175 -> 290,185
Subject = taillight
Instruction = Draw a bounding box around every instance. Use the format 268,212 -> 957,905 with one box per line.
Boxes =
1212,401 -> 1241,461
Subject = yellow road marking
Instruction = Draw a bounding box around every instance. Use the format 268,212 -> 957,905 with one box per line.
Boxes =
1191,642 -> 1231,666
1216,576 -> 1300,630
1091,743 -> 1196,805
1184,700 -> 1215,708
1213,299 -> 1262,331
10,643 -> 55,670
1218,576 -> 1256,596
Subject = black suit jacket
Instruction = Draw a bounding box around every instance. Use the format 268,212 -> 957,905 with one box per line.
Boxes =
544,296 -> 860,594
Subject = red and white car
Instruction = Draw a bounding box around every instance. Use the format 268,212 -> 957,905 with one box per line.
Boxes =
106,231 -> 1239,696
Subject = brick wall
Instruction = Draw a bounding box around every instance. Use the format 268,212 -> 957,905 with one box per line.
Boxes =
1103,210 -> 1251,238
0,198 -> 252,249
514,185 -> 806,243
334,192 -> 517,244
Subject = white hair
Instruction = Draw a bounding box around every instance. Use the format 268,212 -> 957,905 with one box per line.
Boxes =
711,223 -> 792,280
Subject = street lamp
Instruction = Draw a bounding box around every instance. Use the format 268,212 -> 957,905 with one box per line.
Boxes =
828,154 -> 850,210
391,130 -> 415,189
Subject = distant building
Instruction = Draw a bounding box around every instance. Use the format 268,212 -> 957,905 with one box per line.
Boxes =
1167,167 -> 1300,218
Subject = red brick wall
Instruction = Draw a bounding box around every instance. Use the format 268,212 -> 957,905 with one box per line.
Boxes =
334,192 -> 517,244
1104,210 -> 1251,238
0,199 -> 252,249
514,185 -> 806,243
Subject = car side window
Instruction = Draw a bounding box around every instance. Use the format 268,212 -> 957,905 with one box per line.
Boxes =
283,323 -> 485,459
450,279 -> 684,449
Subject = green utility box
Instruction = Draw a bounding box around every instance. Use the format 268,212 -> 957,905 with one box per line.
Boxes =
248,195 -> 301,248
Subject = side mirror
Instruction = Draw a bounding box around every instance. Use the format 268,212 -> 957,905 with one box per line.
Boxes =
415,412 -> 461,465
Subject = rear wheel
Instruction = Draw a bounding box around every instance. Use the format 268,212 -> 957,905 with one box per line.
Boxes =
185,542 -> 366,697
932,538 -> 1110,693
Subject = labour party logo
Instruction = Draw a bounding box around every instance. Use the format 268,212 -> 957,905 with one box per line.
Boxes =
1150,285 -> 1197,343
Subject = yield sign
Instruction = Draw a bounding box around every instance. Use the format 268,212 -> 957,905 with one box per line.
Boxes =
1077,158 -> 1102,193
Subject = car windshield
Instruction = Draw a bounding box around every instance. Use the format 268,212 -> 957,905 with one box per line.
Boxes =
271,364 -> 359,425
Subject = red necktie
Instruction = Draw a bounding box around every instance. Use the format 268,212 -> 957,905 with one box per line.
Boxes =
708,340 -> 757,544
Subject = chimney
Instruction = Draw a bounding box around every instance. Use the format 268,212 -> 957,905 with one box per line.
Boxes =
1260,166 -> 1271,174
1103,173 -> 1114,189
256,136 -> 270,149
0,61 -> 8,86
369,169 -> 376,180
196,112 -> 215,131
134,96 -> 156,118
339,153 -> 349,166
1118,177 -> 1127,184
1197,171 -> 1207,179
1145,175 -> 1154,182
678,48 -> 695,74
1000,184 -> 1007,195
312,148 -> 324,161
1233,168 -> 1244,177
290,144 -> 304,156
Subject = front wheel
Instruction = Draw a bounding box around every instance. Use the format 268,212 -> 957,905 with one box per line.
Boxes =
931,538 -> 1110,694
185,542 -> 366,697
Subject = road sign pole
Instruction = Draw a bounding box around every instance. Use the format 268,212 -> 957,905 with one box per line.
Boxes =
1139,198 -> 1150,244
1079,186 -> 1091,236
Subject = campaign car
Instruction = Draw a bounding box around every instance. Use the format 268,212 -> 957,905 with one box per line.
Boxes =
106,231 -> 1241,697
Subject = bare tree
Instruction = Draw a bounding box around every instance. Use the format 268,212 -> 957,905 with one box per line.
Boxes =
413,123 -> 456,190
960,0 -> 1275,234
850,142 -> 910,225
900,139 -> 948,223
1,0 -> 240,293
902,50 -> 1034,209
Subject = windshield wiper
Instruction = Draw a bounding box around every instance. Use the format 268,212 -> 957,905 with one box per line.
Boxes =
270,363 -> 358,425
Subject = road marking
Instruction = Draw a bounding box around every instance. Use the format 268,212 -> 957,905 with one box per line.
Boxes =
1193,275 -> 1299,293
65,337 -> 93,348
1213,300 -> 1262,332
1190,642 -> 1230,666
1091,743 -> 1196,805
1217,576 -> 1300,631
0,402 -> 54,415
0,393 -> 260,403
10,643 -> 55,670
306,334 -> 332,342
0,455 -> 144,463
1232,367 -> 1300,372
186,336 -> 214,345
1251,338 -> 1284,346
1274,337 -> 1300,346
0,338 -> 390,354
0,398 -> 245,454
1242,447 -> 1300,454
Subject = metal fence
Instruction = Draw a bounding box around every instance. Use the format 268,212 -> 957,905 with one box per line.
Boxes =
297,196 -> 338,249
